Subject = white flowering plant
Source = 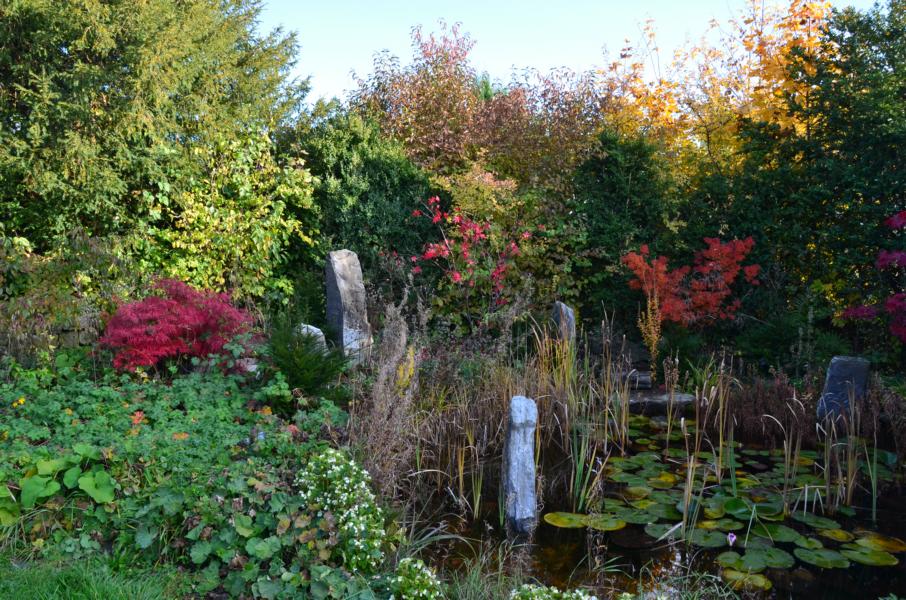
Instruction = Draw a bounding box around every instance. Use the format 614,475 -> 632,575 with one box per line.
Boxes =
510,583 -> 599,600
296,447 -> 386,573
390,557 -> 445,599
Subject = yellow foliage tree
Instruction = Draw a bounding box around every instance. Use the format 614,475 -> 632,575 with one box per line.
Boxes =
597,0 -> 833,174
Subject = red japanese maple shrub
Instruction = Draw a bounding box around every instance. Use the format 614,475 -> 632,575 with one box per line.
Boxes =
621,238 -> 760,327
99,279 -> 253,371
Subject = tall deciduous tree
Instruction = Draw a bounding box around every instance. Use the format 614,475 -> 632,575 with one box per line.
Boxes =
727,0 -> 906,307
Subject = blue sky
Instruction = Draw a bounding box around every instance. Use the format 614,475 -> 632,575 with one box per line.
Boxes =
258,0 -> 878,102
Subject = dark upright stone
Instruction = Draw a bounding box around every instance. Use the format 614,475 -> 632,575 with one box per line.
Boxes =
552,301 -> 576,345
816,356 -> 870,420
325,250 -> 372,362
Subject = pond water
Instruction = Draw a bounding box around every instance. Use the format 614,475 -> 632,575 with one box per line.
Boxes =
436,413 -> 906,598
528,504 -> 906,598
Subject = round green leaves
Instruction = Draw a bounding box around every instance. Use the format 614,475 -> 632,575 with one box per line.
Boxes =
793,548 -> 850,569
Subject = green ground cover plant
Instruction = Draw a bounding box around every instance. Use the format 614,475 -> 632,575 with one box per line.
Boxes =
0,357 -> 381,598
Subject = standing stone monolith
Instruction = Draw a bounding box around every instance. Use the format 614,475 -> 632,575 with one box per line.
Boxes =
504,395 -> 538,536
552,301 -> 576,345
325,250 -> 372,361
816,356 -> 870,420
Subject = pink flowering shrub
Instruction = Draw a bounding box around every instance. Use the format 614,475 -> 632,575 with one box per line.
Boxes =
884,211 -> 906,230
409,196 -> 535,331
841,305 -> 880,321
876,250 -> 906,271
840,212 -> 905,344
886,294 -> 906,343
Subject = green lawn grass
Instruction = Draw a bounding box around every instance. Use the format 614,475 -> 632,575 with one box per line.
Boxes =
0,555 -> 186,600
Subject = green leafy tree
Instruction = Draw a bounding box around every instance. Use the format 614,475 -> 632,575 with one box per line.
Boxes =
132,132 -> 316,302
724,0 -> 905,310
571,130 -> 679,322
0,0 -> 304,250
281,102 -> 433,282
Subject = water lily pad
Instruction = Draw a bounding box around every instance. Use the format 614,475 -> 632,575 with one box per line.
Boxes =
689,529 -> 727,548
792,512 -> 840,530
698,518 -> 744,532
738,535 -> 773,549
840,548 -> 899,566
637,467 -> 666,480
716,551 -> 743,569
720,569 -> 772,592
648,503 -> 682,520
649,491 -> 678,504
610,471 -> 645,484
854,532 -> 906,553
794,537 -> 824,550
609,457 -> 640,471
648,472 -> 679,489
543,512 -> 588,528
793,548 -> 850,568
586,515 -> 627,532
634,451 -> 663,464
758,547 -> 796,569
629,499 -> 657,510
644,522 -> 681,541
723,497 -> 754,519
735,477 -> 761,489
704,504 -> 726,519
817,529 -> 854,543
758,511 -> 787,522
739,552 -> 771,573
624,486 -> 652,500
752,523 -> 802,544
612,507 -> 658,525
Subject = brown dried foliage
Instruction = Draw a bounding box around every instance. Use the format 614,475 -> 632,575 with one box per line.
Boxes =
349,294 -> 427,500
354,22 -> 606,192
731,369 -> 818,448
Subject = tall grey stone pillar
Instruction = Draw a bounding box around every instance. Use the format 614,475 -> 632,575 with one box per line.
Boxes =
325,250 -> 372,361
552,301 -> 576,345
504,395 -> 538,536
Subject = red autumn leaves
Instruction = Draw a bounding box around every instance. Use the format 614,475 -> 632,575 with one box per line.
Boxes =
100,279 -> 253,371
409,196 -> 528,307
621,237 -> 761,327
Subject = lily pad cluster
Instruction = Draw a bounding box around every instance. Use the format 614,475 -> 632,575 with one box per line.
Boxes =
542,414 -> 905,593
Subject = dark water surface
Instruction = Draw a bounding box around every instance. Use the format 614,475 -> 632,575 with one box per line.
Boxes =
525,502 -> 906,598
431,413 -> 906,599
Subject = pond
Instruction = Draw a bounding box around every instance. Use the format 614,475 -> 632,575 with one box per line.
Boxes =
437,413 -> 906,598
